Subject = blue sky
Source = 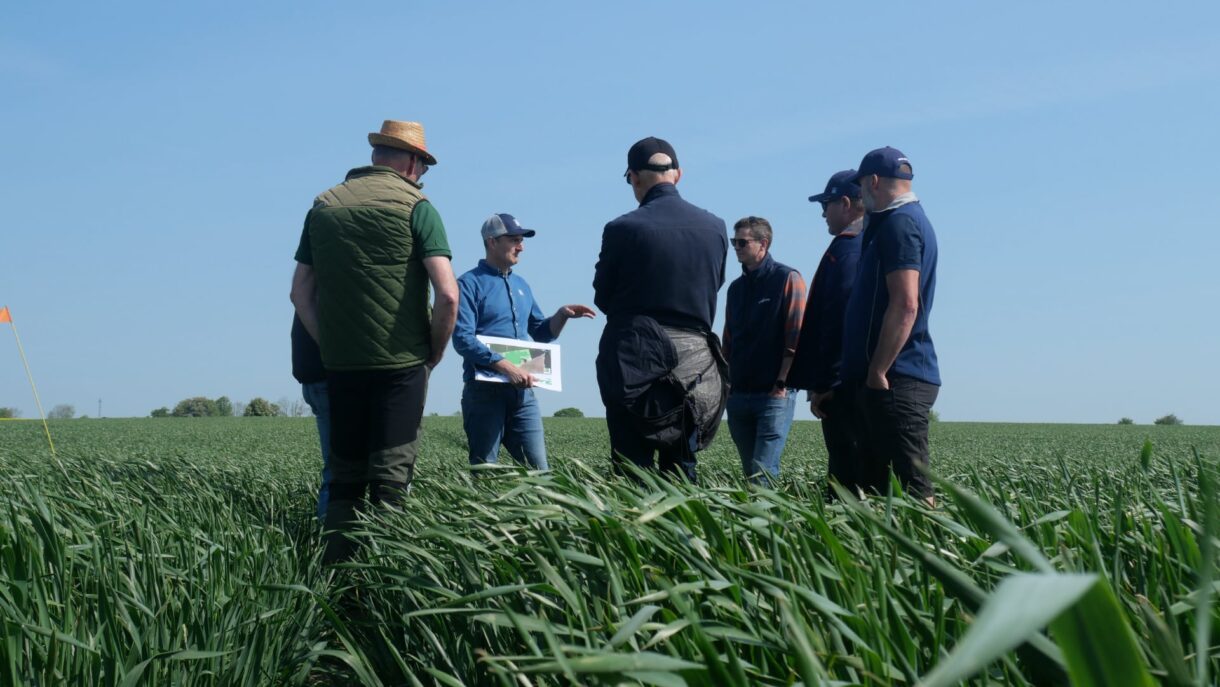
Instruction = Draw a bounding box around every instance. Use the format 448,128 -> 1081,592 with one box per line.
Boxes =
1,2 -> 1218,424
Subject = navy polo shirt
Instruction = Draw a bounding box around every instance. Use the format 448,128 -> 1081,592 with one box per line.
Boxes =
841,199 -> 940,386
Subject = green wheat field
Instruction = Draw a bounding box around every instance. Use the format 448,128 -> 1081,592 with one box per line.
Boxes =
1,417 -> 1217,686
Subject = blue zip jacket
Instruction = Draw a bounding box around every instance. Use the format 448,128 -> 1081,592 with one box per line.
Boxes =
453,259 -> 556,383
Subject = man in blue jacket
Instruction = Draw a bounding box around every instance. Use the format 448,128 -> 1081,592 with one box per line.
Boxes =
789,170 -> 866,497
594,137 -> 729,482
841,147 -> 940,503
453,213 -> 594,470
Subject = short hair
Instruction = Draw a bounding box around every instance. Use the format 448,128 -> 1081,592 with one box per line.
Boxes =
371,145 -> 416,166
734,216 -> 773,246
635,152 -> 679,185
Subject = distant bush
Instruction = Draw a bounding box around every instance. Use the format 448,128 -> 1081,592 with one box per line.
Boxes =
928,409 -> 941,423
173,397 -> 217,417
1118,417 -> 1135,425
554,407 -> 584,418
244,398 -> 280,417
1153,414 -> 1183,426
0,407 -> 20,419
150,407 -> 170,418
48,404 -> 76,419
214,396 -> 234,417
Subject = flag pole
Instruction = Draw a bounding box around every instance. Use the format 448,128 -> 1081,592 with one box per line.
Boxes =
2,306 -> 56,456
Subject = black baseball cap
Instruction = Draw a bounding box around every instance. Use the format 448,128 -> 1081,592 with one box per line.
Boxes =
626,136 -> 680,173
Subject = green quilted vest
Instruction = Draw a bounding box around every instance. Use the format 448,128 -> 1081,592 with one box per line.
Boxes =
308,166 -> 432,371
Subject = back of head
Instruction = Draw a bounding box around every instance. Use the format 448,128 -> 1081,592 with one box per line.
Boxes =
637,153 -> 680,186
371,145 -> 416,173
626,137 -> 681,192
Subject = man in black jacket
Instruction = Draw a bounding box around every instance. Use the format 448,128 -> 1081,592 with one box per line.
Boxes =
789,170 -> 865,497
291,314 -> 331,521
593,137 -> 729,482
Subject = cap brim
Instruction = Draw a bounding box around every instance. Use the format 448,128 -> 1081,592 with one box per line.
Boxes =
808,193 -> 832,203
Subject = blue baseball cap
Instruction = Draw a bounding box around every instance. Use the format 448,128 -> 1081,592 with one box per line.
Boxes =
481,213 -> 536,239
808,170 -> 861,203
850,147 -> 914,182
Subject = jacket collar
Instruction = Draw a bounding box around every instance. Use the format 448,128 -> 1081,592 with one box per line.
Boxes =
640,182 -> 679,206
346,165 -> 423,190
744,252 -> 776,280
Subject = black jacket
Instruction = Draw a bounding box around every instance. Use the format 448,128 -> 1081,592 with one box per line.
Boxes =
596,315 -> 728,451
593,183 -> 728,332
789,231 -> 862,392
291,314 -> 326,384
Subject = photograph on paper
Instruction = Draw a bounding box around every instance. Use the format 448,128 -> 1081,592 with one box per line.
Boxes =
474,336 -> 563,392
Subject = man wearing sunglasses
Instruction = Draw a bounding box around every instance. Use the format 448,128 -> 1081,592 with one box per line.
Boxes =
594,136 -> 730,483
722,216 -> 807,485
789,170 -> 866,498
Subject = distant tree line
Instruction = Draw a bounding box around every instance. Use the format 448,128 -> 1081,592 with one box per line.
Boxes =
150,395 -> 311,418
1117,414 -> 1184,426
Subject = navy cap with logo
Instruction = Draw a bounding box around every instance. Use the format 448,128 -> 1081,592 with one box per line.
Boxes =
808,169 -> 862,203
625,136 -> 680,176
850,146 -> 914,182
480,213 -> 536,240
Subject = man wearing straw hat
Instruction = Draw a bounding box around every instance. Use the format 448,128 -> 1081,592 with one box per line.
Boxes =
291,120 -> 459,562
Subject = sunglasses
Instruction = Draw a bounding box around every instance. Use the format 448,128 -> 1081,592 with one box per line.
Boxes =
731,238 -> 755,249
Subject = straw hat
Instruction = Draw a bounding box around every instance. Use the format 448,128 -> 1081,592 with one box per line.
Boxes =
368,120 -> 437,165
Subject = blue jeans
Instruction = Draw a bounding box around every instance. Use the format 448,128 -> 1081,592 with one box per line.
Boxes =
461,381 -> 548,470
301,381 -> 331,521
726,390 -> 797,485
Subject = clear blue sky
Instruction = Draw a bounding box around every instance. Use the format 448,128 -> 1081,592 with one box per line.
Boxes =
2,2 -> 1218,424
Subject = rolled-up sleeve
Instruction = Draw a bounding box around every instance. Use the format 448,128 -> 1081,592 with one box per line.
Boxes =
452,277 -> 503,368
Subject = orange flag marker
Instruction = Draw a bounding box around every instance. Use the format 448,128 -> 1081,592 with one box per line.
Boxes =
1,305 -> 57,455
